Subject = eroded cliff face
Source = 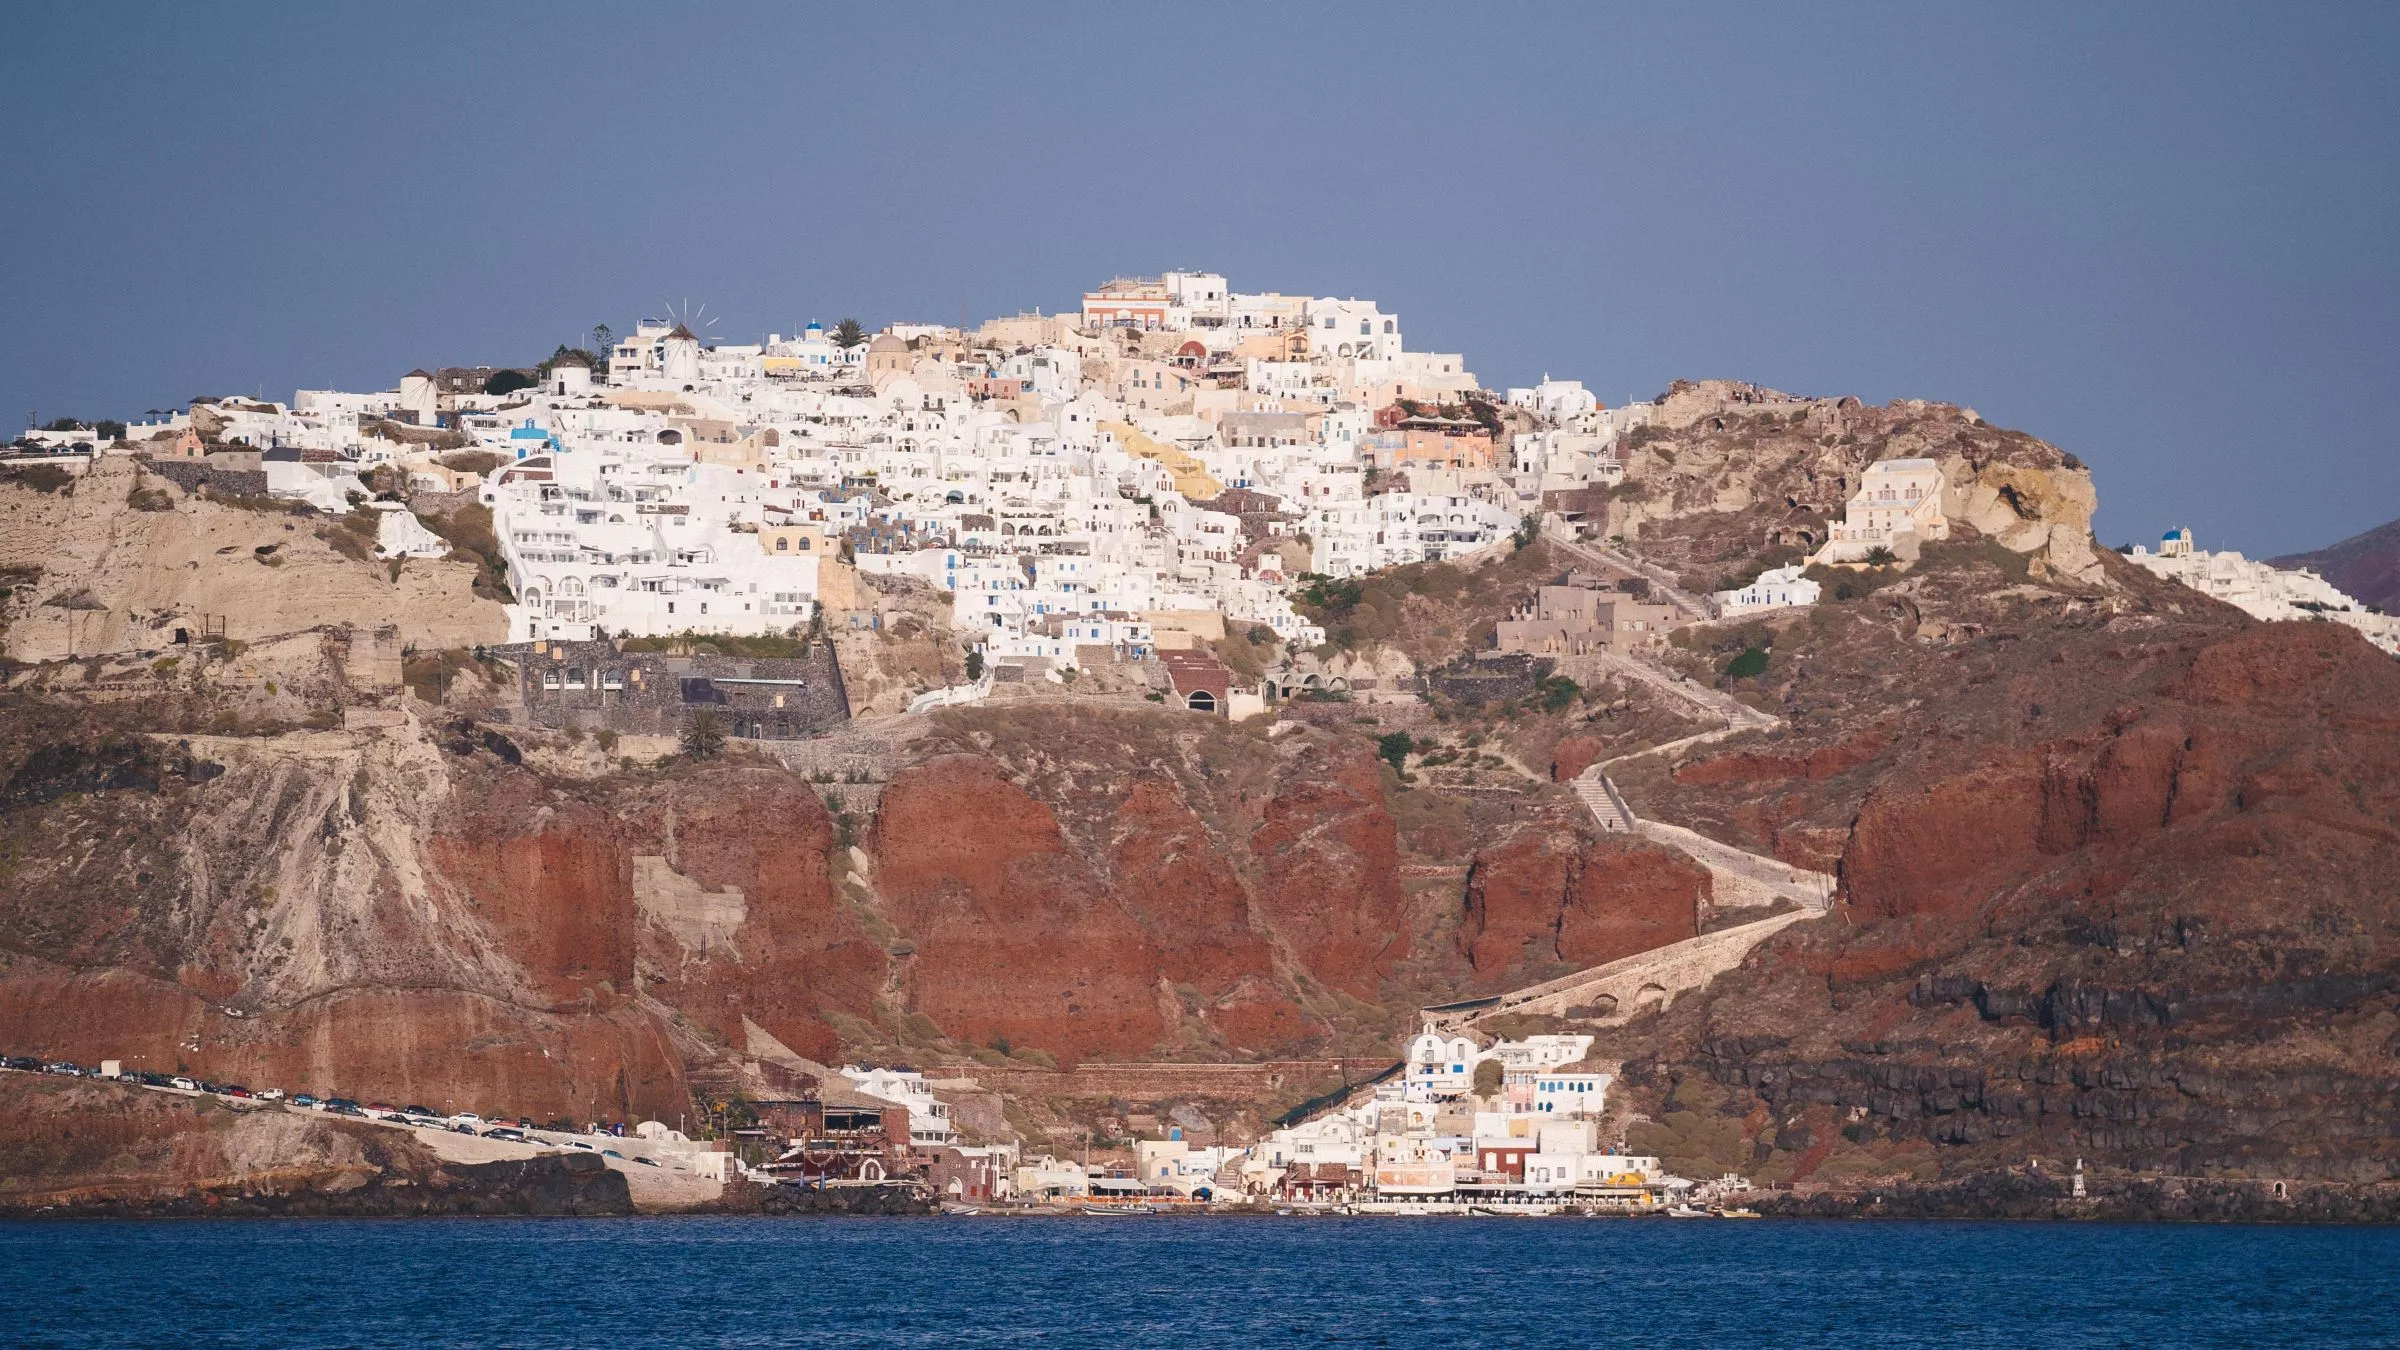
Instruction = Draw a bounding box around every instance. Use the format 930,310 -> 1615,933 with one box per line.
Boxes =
1459,831 -> 1710,986
0,690 -> 1526,1114
1600,619 -> 2400,1193
1610,380 -> 2104,588
0,456 -> 502,662
0,1075 -> 631,1216
874,754 -> 1174,1061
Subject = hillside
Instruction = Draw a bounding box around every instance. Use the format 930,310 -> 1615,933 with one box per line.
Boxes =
2272,515 -> 2400,612
1,387 -> 2393,1210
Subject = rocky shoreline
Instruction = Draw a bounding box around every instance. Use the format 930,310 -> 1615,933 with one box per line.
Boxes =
1756,1174 -> 2400,1224
2,1152 -> 636,1219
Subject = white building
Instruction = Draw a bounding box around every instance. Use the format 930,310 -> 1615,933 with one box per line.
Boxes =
839,1066 -> 959,1148
2130,528 -> 2400,655
1815,456 -> 1948,563
1713,563 -> 1820,616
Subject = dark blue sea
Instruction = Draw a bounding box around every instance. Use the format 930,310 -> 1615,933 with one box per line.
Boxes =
2,1216 -> 2394,1347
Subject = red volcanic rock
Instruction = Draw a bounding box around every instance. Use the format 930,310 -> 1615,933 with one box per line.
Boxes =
1559,838 -> 1710,967
1106,779 -> 1305,1051
1845,754 -> 2047,922
1673,732 -> 1889,786
633,770 -> 884,1065
1551,735 -> 1608,783
873,755 -> 1166,1063
1248,747 -> 1409,999
1461,830 -> 1708,984
430,779 -> 634,1010
1460,830 -> 1578,973
0,959 -> 688,1122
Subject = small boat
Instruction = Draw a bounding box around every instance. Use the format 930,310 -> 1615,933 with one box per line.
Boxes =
1715,1208 -> 1762,1219
1665,1204 -> 1708,1218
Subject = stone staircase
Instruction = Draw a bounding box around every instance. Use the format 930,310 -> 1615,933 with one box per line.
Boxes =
1571,768 -> 1636,833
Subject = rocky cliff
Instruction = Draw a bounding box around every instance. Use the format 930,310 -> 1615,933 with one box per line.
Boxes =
0,1075 -> 631,1215
0,455 -> 503,662
1602,614 -> 2400,1198
1608,380 -> 2104,589
2,385 -> 2393,1210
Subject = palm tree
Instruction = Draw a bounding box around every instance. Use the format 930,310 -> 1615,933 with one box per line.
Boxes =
680,708 -> 726,759
1864,545 -> 1897,566
832,318 -> 868,350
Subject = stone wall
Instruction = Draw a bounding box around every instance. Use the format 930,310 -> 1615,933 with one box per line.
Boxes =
497,638 -> 850,739
139,457 -> 267,498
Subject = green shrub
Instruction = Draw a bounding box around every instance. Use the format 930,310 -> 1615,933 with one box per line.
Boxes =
1723,647 -> 1769,680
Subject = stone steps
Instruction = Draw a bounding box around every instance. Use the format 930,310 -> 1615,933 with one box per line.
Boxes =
1572,769 -> 1635,832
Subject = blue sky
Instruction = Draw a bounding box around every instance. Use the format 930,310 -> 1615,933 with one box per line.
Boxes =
3,2 -> 2394,554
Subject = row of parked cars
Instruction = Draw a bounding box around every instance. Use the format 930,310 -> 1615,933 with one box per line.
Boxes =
1,1056 -> 663,1165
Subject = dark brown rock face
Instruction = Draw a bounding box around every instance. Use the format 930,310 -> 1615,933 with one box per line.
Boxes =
1606,622 -> 2400,1195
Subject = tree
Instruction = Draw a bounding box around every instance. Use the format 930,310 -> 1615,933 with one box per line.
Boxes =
680,708 -> 726,759
1864,545 -> 1897,566
832,318 -> 868,350
591,323 -> 614,356
484,369 -> 538,396
1472,1059 -> 1505,1097
1723,646 -> 1769,680
1377,731 -> 1414,776
965,648 -> 984,681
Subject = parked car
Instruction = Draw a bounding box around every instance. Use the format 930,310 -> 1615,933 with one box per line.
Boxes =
481,1127 -> 527,1142
138,1071 -> 174,1087
2,1056 -> 39,1072
323,1098 -> 363,1116
451,1122 -> 479,1135
365,1102 -> 395,1115
633,1155 -> 661,1168
44,1062 -> 84,1077
171,1076 -> 199,1091
450,1112 -> 484,1129
566,1140 -> 595,1151
601,1149 -> 625,1160
221,1086 -> 252,1099
258,1088 -> 285,1101
290,1094 -> 320,1109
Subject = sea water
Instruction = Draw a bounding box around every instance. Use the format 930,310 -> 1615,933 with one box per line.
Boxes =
1,1216 -> 2393,1347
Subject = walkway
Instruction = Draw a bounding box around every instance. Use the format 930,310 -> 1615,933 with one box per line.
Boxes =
1545,527 -> 1713,622
1421,532 -> 1839,1030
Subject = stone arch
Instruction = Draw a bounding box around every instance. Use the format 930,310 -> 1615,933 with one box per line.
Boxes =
1185,690 -> 1216,713
1634,982 -> 1671,1011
